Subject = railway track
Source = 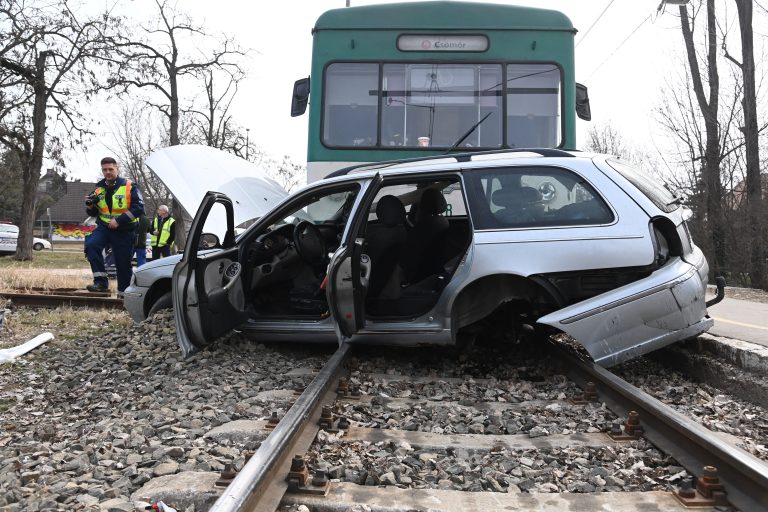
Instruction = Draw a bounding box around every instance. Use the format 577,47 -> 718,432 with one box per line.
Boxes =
200,338 -> 768,512
0,288 -> 123,309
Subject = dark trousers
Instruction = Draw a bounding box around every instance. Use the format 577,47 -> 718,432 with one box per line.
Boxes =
85,225 -> 135,292
151,245 -> 171,260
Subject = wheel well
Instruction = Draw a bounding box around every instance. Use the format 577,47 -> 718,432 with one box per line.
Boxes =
451,274 -> 563,335
144,278 -> 172,317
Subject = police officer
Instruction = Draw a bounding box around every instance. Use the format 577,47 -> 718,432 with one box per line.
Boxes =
151,205 -> 175,260
84,157 -> 145,295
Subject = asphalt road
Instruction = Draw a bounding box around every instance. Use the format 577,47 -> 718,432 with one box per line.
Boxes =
708,297 -> 768,348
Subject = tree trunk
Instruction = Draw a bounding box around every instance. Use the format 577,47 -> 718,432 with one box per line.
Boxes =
15,51 -> 49,261
167,72 -> 187,248
169,73 -> 180,146
735,0 -> 765,289
679,1 -> 726,277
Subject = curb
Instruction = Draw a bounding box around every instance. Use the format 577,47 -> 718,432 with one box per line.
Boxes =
691,333 -> 768,374
659,334 -> 768,409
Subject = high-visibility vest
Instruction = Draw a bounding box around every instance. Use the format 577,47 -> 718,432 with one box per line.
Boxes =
151,216 -> 175,247
94,180 -> 138,225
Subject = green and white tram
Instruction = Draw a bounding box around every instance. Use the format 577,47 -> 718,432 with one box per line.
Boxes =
292,1 -> 591,182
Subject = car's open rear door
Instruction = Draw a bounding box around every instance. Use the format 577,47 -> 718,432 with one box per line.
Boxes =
173,192 -> 249,357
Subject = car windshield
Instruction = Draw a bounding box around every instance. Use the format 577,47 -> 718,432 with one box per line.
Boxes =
267,189 -> 358,231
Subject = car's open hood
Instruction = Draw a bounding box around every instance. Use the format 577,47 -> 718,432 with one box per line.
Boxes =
145,145 -> 289,233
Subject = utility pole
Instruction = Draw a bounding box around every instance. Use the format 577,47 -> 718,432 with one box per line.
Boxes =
246,128 -> 250,161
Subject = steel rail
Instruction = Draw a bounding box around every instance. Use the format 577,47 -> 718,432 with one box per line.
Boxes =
558,347 -> 768,511
210,342 -> 352,512
0,291 -> 123,309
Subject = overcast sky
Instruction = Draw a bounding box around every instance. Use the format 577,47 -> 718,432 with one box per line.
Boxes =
65,0 -> 754,182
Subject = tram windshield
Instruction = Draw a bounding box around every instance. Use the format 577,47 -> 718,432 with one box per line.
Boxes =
322,62 -> 562,150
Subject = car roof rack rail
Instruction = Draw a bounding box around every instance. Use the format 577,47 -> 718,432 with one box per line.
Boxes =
324,147 -> 576,179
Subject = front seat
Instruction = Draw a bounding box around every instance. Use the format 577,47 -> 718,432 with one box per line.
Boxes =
400,187 -> 450,285
365,195 -> 407,300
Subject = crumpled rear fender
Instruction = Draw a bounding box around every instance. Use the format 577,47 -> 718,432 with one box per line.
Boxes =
537,256 -> 712,367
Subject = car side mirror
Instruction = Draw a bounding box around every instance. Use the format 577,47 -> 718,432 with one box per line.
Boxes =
199,233 -> 220,249
291,77 -> 310,117
576,83 -> 591,121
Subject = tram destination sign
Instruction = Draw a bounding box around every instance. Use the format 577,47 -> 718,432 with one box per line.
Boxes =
397,34 -> 489,52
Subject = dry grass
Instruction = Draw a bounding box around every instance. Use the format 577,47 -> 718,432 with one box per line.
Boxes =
0,248 -> 133,351
0,249 -> 89,270
0,268 -> 92,294
0,306 -> 133,349
0,247 -> 94,294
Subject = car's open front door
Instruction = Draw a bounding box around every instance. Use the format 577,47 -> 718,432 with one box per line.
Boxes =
173,191 -> 249,357
327,175 -> 381,341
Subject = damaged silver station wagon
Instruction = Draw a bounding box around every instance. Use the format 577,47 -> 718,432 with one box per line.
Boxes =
125,145 -> 723,367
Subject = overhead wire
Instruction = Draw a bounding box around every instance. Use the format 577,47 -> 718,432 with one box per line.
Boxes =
576,0 -> 616,48
584,13 -> 653,82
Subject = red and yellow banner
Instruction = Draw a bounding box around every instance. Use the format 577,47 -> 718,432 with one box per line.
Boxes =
52,223 -> 96,241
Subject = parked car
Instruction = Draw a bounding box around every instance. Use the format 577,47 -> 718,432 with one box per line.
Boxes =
0,224 -> 52,252
126,145 -> 720,368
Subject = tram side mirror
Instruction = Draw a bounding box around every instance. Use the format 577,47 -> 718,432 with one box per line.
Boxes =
576,83 -> 591,121
291,77 -> 311,117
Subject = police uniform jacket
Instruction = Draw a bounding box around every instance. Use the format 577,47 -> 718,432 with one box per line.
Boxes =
85,177 -> 145,231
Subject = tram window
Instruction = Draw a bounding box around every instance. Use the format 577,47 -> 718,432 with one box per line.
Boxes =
321,62 -> 561,150
381,63 -> 503,149
506,65 -> 561,148
323,63 -> 378,147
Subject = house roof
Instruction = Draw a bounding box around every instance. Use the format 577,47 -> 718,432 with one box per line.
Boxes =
38,181 -> 97,223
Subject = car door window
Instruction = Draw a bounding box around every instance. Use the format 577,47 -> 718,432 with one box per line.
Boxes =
464,166 -> 614,229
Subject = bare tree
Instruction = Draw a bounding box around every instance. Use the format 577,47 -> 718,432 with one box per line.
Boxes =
259,155 -> 305,192
0,0 -> 112,260
656,54 -> 752,284
725,0 -> 765,289
188,67 -> 247,151
678,0 -> 727,276
585,122 -> 663,180
106,103 -> 172,211
584,122 -> 627,157
104,0 -> 245,147
103,0 -> 245,246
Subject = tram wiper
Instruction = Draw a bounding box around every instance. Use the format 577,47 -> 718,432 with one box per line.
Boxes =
444,112 -> 492,154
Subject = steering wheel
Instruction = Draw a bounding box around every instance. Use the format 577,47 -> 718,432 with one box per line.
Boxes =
293,221 -> 326,266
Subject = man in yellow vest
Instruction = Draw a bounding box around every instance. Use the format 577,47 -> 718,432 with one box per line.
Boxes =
150,205 -> 175,260
84,157 -> 145,296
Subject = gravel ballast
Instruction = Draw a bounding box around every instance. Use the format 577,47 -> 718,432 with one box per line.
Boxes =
0,309 -> 331,511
